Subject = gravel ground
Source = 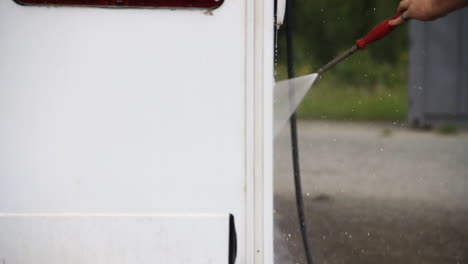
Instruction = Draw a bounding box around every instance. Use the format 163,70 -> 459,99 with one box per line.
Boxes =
274,121 -> 468,264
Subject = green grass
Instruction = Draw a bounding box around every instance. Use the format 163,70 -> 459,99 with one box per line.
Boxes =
435,123 -> 458,135
275,52 -> 408,121
296,80 -> 408,121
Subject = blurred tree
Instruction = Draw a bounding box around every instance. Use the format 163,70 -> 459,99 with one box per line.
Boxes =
277,0 -> 408,82
276,0 -> 409,120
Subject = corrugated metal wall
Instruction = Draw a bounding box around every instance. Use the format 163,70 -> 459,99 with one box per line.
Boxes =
408,8 -> 468,127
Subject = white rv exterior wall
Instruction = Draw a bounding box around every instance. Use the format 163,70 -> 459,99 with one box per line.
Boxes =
0,214 -> 231,264
0,0 -> 274,262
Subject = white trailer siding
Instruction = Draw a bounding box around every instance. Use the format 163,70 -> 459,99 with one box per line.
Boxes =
0,0 -> 274,262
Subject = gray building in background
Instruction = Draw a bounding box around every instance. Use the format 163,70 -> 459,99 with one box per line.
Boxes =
408,8 -> 468,127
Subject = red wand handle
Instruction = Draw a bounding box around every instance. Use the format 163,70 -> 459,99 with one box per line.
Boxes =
355,13 -> 401,49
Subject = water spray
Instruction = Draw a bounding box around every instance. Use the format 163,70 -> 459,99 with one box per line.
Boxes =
281,9 -> 405,264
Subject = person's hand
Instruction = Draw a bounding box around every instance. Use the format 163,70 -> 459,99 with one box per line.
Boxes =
389,0 -> 468,26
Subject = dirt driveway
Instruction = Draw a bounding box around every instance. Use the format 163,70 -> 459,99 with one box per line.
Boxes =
274,121 -> 468,264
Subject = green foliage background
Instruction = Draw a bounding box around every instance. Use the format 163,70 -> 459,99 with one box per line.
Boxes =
276,0 -> 409,121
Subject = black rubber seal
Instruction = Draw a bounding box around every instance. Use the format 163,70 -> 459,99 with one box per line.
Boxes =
229,214 -> 237,264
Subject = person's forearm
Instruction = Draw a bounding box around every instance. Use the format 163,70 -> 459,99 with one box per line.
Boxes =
390,0 -> 468,26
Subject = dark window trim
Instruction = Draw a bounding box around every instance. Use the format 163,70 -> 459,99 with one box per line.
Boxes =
14,0 -> 224,9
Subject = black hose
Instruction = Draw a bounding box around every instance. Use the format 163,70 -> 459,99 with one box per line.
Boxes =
285,0 -> 315,263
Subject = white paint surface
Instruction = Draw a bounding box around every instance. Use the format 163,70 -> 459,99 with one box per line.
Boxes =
0,0 -> 245,214
0,0 -> 275,261
0,214 -> 229,263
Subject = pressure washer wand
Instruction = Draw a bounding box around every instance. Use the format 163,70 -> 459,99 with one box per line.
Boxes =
317,13 -> 403,75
